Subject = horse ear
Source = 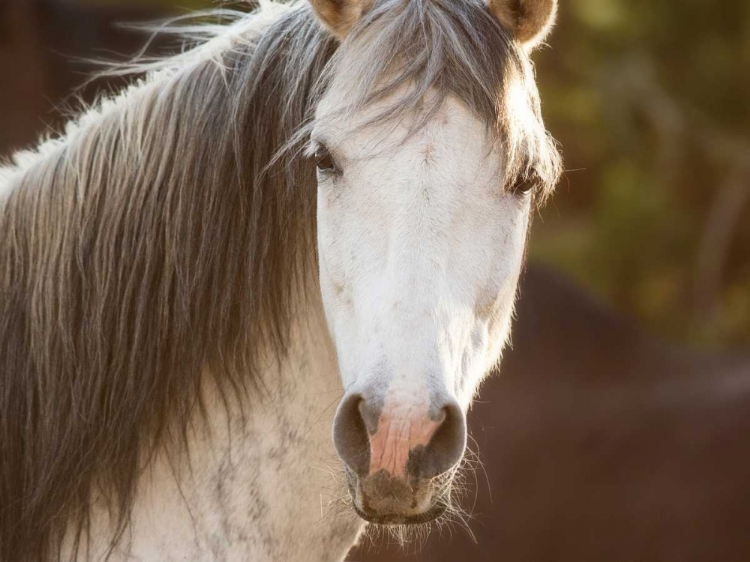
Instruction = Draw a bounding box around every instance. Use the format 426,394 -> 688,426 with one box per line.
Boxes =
487,0 -> 558,50
309,0 -> 366,40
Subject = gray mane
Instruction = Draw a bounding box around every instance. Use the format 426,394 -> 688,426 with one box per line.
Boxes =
0,1 -> 560,560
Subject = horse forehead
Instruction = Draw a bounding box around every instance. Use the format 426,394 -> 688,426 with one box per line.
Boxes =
315,91 -> 491,158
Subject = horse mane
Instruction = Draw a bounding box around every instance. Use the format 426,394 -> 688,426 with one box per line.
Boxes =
0,1 -> 560,560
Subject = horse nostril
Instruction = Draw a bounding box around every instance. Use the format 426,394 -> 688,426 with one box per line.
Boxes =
333,394 -> 467,481
414,400 -> 467,478
333,394 -> 371,476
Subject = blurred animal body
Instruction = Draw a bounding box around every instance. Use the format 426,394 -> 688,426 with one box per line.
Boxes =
352,263 -> 750,562
0,0 -> 561,560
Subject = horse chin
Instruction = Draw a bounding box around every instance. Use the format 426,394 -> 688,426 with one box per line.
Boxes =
345,468 -> 448,526
352,503 -> 447,526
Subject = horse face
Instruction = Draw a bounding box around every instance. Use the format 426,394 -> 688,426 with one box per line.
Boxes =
312,92 -> 530,524
309,0 -> 559,527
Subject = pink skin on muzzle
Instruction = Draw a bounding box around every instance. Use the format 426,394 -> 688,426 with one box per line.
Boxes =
367,401 -> 443,479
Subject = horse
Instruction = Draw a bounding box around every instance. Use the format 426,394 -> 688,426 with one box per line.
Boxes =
0,0 -> 562,560
352,262 -> 750,561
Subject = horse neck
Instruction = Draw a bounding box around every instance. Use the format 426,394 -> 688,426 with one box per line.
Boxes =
73,290 -> 364,562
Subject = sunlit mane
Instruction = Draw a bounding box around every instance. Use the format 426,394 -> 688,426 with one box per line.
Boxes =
0,0 -> 561,560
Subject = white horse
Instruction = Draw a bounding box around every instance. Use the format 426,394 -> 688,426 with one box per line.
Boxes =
0,0 -> 561,560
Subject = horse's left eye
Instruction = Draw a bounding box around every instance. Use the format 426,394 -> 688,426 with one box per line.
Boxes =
314,145 -> 339,175
511,175 -> 537,195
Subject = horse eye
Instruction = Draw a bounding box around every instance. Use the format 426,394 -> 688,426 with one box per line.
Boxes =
314,145 -> 338,175
511,175 -> 537,195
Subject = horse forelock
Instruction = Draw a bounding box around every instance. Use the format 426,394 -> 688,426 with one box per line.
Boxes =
308,0 -> 562,198
0,0 -> 560,560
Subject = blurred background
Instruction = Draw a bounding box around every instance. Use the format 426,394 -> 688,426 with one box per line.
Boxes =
2,0 -> 748,349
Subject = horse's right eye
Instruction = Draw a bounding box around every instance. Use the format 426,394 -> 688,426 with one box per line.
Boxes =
314,145 -> 339,175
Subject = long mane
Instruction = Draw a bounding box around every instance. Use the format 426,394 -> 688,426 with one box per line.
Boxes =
0,0 -> 560,560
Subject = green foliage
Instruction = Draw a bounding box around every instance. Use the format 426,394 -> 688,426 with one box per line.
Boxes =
532,0 -> 750,347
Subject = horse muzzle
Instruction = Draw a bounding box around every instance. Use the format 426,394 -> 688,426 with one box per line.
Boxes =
333,391 -> 466,524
